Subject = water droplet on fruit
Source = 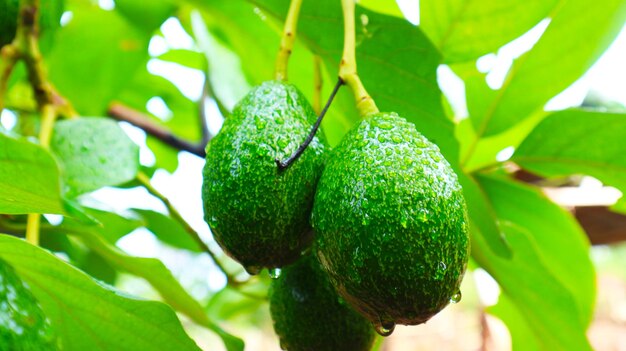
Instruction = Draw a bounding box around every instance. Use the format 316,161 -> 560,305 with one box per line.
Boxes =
391,135 -> 402,144
244,265 -> 262,275
275,117 -> 284,124
400,215 -> 408,228
377,121 -> 393,130
450,291 -> 462,304
415,139 -> 427,148
374,318 -> 396,336
434,261 -> 447,281
269,268 -> 282,279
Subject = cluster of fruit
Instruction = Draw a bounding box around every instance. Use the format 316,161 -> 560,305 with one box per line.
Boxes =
202,80 -> 470,350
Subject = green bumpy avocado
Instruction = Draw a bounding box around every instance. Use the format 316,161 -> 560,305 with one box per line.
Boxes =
269,253 -> 375,351
0,0 -> 19,48
0,259 -> 58,351
202,80 -> 327,274
312,112 -> 469,334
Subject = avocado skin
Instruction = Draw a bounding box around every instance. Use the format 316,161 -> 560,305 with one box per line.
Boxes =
0,259 -> 58,351
202,80 -> 327,272
269,254 -> 375,351
312,112 -> 469,326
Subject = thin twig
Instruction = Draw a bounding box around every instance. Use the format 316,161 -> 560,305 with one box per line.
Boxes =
276,78 -> 343,170
108,102 -> 206,157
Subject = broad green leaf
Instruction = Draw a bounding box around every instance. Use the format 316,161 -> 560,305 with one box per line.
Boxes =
206,279 -> 269,323
470,0 -> 626,137
488,294 -> 541,351
50,118 -> 140,197
477,173 -> 595,325
458,172 -> 511,258
514,109 -> 626,192
420,0 -> 558,63
0,133 -> 64,214
157,49 -> 206,71
0,234 -> 201,351
46,3 -> 150,115
133,209 -> 202,252
356,0 -> 403,18
61,207 -> 145,243
115,0 -> 178,32
59,229 -> 244,351
247,0 -> 460,160
471,222 -> 592,350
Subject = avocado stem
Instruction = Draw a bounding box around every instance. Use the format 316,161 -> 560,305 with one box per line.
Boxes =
276,78 -> 344,170
275,0 -> 304,81
339,0 -> 379,117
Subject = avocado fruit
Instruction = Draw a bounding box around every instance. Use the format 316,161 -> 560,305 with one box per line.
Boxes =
311,112 -> 469,334
202,80 -> 327,274
269,253 -> 375,351
0,258 -> 58,351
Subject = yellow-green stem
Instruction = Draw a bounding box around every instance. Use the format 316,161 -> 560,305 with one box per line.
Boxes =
313,55 -> 323,114
25,213 -> 40,244
275,0 -> 303,81
339,0 -> 379,117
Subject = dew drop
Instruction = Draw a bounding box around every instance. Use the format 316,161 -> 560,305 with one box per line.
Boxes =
400,215 -> 408,229
269,268 -> 282,279
275,117 -> 284,124
377,121 -> 393,130
450,291 -> 462,304
391,135 -> 402,144
277,138 -> 289,149
374,319 -> 396,337
244,265 -> 262,275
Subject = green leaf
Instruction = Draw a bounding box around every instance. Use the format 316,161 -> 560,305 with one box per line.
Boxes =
514,109 -> 626,192
61,229 -> 244,351
0,234 -> 201,351
50,118 -> 140,197
46,3 -> 150,115
470,0 -> 626,137
488,294 -> 541,351
157,49 -> 206,71
477,173 -> 595,325
458,172 -> 511,258
115,0 -> 178,32
247,0 -> 460,161
355,0 -> 403,18
0,133 -> 64,214
61,207 -> 144,243
471,222 -> 592,350
420,0 -> 559,63
133,209 -> 202,252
